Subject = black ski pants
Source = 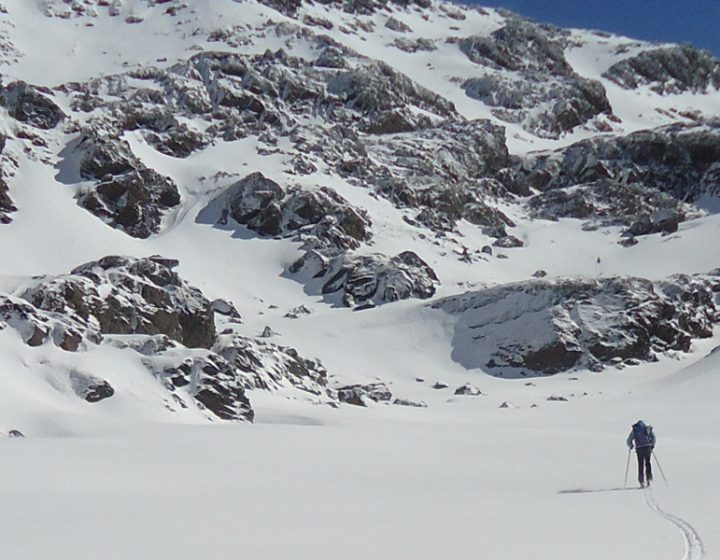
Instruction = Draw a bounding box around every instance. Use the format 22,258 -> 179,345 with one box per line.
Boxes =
636,446 -> 653,484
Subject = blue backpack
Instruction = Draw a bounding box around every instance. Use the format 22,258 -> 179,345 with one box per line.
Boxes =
633,421 -> 654,447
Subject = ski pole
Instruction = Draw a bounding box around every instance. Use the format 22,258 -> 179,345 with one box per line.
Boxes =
624,448 -> 631,487
652,451 -> 669,486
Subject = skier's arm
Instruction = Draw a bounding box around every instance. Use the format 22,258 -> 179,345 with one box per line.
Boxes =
626,431 -> 634,449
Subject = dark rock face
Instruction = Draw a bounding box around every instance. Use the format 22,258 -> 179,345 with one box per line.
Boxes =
337,382 -> 392,406
21,256 -> 216,348
0,133 -> 15,223
73,131 -> 181,238
604,45 -> 720,95
0,81 -> 66,129
458,19 -> 572,75
528,180 -> 690,237
144,351 -> 254,422
434,275 -> 719,376
69,371 -> 115,403
521,122 -> 720,217
333,119 -> 519,232
200,172 -> 371,251
291,250 -> 439,308
463,73 -> 611,138
457,19 -> 611,137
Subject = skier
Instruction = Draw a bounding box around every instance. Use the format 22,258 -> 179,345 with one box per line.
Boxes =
626,420 -> 656,487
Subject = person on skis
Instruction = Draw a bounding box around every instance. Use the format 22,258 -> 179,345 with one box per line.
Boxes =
627,420 -> 656,487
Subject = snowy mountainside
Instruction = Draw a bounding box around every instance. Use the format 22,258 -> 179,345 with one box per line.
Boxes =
0,0 -> 719,430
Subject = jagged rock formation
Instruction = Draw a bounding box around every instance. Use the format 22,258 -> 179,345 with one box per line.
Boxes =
0,81 -> 66,129
143,348 -> 255,422
70,130 -> 181,238
213,332 -> 331,396
434,275 -> 720,376
21,255 -> 216,348
457,19 -> 612,137
604,45 -> 720,95
291,250 -> 439,308
0,294 -> 101,351
520,122 -> 720,230
200,172 -> 371,251
528,180 -> 692,237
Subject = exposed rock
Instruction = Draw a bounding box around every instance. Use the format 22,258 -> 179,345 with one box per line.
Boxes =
458,19 -> 572,75
7,430 -> 25,438
0,294 -> 101,351
463,72 -> 611,138
521,122 -> 720,213
433,275 -> 720,376
392,38 -> 436,53
528,180 -> 691,236
200,172 -> 372,252
546,395 -> 568,402
393,398 -> 427,407
454,383 -> 482,396
385,17 -> 412,33
337,382 -> 392,406
213,332 -> 330,396
292,250 -> 439,308
493,235 -> 524,248
604,45 -> 720,95
72,130 -> 180,238
432,382 -> 448,389
0,81 -> 66,129
69,371 -> 115,402
21,256 -> 216,348
144,349 -> 254,422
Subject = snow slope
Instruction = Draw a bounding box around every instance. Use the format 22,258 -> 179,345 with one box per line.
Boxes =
0,0 -> 718,558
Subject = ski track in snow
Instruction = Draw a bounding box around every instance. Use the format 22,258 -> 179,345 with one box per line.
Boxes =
644,488 -> 705,560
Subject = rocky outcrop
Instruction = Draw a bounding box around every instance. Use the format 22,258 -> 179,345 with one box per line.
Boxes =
291,250 -> 439,308
604,45 -> 720,95
520,122 -> 720,210
457,19 -> 611,137
21,255 -> 216,348
463,73 -> 611,138
458,19 -> 572,75
199,172 -> 371,251
336,382 -> 392,406
528,180 -> 691,237
333,120 -> 520,233
0,294 -> 101,351
434,275 -> 720,376
0,81 -> 66,129
71,130 -> 181,238
69,371 -> 115,403
213,332 -> 330,397
143,349 -> 254,422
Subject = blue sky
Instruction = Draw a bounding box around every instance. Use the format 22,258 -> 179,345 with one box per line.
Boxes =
461,0 -> 720,57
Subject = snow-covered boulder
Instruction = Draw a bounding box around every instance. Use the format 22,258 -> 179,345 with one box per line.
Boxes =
291,250 -> 439,308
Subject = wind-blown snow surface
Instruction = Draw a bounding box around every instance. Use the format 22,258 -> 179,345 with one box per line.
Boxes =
0,0 -> 719,558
